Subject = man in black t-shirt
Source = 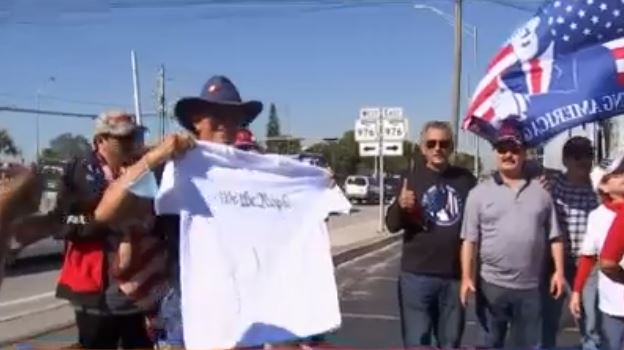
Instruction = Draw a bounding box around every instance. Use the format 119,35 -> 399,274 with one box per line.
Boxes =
386,121 -> 476,348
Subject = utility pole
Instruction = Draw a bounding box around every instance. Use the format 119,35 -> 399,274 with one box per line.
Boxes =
157,65 -> 166,141
451,0 -> 463,152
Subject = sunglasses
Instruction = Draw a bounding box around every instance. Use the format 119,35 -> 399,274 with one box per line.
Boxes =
425,139 -> 452,150
495,142 -> 522,155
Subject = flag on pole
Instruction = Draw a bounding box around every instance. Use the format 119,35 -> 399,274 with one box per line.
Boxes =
464,0 -> 624,147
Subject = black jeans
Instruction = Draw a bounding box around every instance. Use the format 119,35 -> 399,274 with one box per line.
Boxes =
75,310 -> 153,349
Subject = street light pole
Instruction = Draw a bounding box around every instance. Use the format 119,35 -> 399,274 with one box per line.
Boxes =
451,0 -> 463,152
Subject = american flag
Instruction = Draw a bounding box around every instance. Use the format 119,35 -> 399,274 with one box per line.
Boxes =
464,0 -> 624,138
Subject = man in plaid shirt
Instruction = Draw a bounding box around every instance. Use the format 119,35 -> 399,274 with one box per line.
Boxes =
542,136 -> 600,350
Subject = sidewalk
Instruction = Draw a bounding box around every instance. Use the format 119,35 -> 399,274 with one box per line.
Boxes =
0,215 -> 400,347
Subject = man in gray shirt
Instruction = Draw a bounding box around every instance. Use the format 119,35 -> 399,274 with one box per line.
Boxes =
459,120 -> 566,348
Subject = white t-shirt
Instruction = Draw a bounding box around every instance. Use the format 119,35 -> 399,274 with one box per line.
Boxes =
579,204 -> 624,317
155,141 -> 350,350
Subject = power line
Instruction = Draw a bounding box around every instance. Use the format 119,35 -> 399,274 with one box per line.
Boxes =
0,106 -> 159,119
0,92 -> 134,109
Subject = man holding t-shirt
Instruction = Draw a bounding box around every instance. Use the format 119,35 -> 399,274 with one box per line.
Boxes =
386,121 -> 476,348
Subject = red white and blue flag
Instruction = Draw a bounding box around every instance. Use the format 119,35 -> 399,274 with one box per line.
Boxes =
464,0 -> 624,146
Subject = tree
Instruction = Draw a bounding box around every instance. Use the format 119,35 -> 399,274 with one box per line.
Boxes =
264,104 -> 300,154
266,103 -> 280,138
40,133 -> 91,162
0,129 -> 19,156
452,151 -> 482,176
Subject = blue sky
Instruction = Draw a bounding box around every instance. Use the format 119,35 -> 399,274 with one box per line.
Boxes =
0,0 -> 534,165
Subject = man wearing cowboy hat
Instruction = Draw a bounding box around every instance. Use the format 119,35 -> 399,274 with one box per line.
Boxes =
155,75 -> 263,348
174,76 -> 262,142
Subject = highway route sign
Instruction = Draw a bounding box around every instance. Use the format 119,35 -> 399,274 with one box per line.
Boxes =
354,119 -> 379,142
382,119 -> 408,141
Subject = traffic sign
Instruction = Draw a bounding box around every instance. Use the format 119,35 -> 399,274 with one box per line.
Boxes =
383,107 -> 404,120
359,107 -> 381,122
354,119 -> 379,142
358,141 -> 404,157
359,142 -> 379,157
382,141 -> 403,156
382,119 -> 408,141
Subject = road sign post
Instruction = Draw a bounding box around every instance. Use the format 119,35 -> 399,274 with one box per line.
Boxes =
378,110 -> 384,234
355,107 -> 408,234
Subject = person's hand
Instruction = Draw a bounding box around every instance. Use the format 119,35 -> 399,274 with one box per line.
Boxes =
538,175 -> 552,192
398,179 -> 416,210
145,132 -> 195,168
144,315 -> 159,341
551,271 -> 566,299
460,277 -> 476,307
569,291 -> 582,319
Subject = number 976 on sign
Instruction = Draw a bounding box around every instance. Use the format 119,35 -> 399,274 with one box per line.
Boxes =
382,120 -> 408,141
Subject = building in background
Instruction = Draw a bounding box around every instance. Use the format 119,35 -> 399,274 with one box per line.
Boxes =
542,118 -> 620,171
609,116 -> 624,155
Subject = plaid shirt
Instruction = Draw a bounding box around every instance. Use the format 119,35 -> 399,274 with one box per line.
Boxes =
551,173 -> 599,258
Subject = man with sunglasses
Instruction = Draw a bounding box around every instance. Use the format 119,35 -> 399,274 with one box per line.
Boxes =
541,137 -> 601,350
460,120 -> 565,348
386,121 -> 476,348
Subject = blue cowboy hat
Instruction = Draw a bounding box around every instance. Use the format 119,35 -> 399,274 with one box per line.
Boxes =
174,75 -> 263,129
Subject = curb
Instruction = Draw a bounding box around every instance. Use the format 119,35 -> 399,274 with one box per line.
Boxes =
0,318 -> 75,348
2,231 -> 402,347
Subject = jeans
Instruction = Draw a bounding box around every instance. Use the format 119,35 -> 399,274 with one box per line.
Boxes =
541,262 -> 601,350
602,313 -> 624,350
477,279 -> 541,348
75,311 -> 153,349
397,272 -> 464,348
157,287 -> 184,348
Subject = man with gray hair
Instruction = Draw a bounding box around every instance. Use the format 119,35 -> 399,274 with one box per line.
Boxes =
386,120 -> 476,348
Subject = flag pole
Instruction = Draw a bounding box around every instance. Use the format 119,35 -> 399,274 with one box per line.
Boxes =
131,50 -> 143,126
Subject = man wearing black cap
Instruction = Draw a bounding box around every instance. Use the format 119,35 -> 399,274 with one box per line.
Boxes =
460,120 -> 566,348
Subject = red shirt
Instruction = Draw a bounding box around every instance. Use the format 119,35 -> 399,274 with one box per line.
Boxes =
600,201 -> 624,262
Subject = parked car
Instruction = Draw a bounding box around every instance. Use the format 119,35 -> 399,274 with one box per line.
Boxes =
344,175 -> 379,204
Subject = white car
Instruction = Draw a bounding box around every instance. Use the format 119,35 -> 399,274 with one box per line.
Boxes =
344,175 -> 380,204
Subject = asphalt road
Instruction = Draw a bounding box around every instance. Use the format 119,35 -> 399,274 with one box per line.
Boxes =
0,204 -> 381,346
13,240 -> 583,349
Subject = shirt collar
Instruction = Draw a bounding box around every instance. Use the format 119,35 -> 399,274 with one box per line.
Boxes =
604,200 -> 624,212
